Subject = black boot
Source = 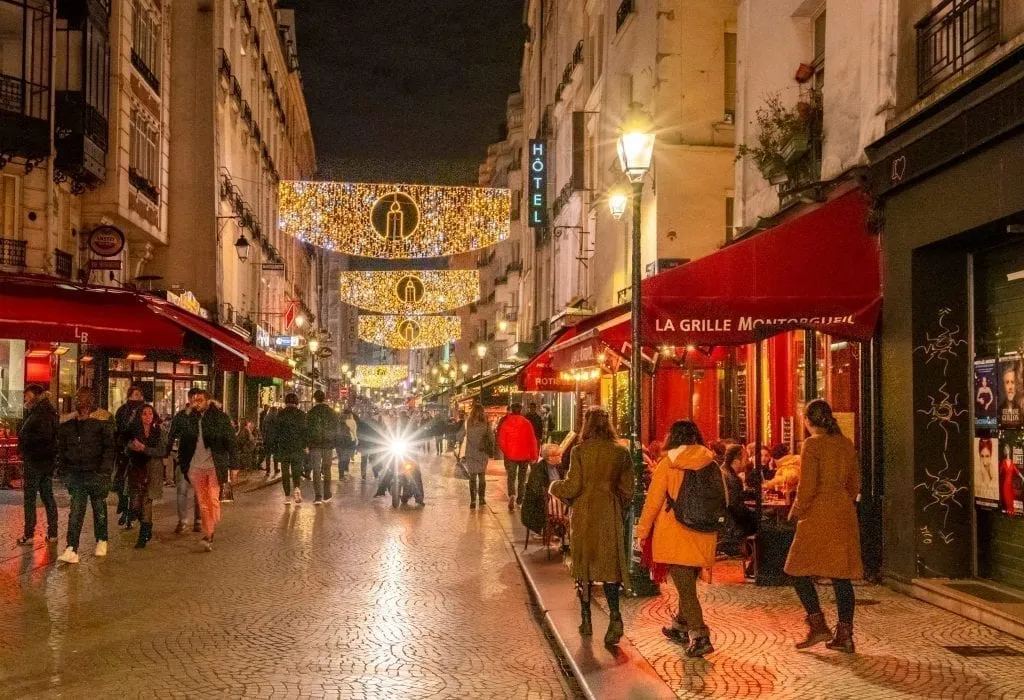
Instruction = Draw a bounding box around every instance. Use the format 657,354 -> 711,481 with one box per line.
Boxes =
603,583 -> 624,646
685,628 -> 715,658
134,522 -> 153,549
578,583 -> 593,636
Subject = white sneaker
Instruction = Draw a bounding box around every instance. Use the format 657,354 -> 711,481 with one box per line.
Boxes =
324,496 -> 333,503
58,547 -> 80,564
95,541 -> 108,557
201,537 -> 213,552
293,487 -> 302,504
314,499 -> 323,506
284,498 -> 293,506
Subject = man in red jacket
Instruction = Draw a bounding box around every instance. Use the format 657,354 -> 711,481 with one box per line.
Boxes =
497,403 -> 539,511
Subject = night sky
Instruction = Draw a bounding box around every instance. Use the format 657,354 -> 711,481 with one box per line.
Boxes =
289,0 -> 524,186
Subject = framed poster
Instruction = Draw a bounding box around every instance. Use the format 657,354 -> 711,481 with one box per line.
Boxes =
998,354 -> 1023,429
974,358 -> 998,428
973,435 -> 1000,507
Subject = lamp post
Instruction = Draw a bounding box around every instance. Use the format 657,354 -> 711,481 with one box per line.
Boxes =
476,343 -> 487,377
615,103 -> 658,596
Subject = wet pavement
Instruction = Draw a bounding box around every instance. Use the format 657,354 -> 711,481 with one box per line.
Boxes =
0,457 -> 571,699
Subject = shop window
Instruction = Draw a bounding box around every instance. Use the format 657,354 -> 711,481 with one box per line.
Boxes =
0,339 -> 26,431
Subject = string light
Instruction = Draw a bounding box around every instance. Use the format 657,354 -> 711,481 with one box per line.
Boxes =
339,270 -> 479,314
358,315 -> 462,349
354,365 -> 409,389
279,181 -> 511,258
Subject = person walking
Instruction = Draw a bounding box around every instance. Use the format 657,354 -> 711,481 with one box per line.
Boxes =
167,388 -> 202,535
524,402 -> 545,446
636,420 -> 723,658
456,404 -> 496,509
16,385 -> 59,546
784,399 -> 863,653
497,403 -> 539,511
307,390 -> 338,504
176,389 -> 236,551
444,412 -> 462,453
549,407 -> 633,646
113,384 -> 146,529
336,409 -> 358,479
125,404 -> 167,549
56,387 -> 115,564
262,406 -> 281,479
271,393 -> 308,504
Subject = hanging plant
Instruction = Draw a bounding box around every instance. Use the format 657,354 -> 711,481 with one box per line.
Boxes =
737,91 -> 822,184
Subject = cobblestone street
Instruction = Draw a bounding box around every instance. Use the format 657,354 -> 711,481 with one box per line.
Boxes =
0,457 -> 570,699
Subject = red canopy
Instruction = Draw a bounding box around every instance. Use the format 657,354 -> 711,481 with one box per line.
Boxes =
518,327 -> 579,392
628,188 -> 881,346
145,297 -> 292,380
0,275 -> 184,349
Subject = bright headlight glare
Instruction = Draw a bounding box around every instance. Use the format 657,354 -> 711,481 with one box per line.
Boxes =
389,439 -> 409,458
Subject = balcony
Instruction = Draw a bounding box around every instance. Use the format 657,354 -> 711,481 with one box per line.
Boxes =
0,74 -> 51,162
916,0 -> 1000,97
55,93 -> 108,185
129,167 -> 160,204
55,249 -> 74,279
131,49 -> 160,94
0,238 -> 27,268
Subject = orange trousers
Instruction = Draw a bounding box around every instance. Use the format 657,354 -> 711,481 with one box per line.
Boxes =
191,468 -> 221,539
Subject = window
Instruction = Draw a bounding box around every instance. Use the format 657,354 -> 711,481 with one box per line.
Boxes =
725,196 -> 735,243
0,0 -> 52,119
129,105 -> 160,195
511,190 -> 521,220
812,11 -> 826,90
131,0 -> 160,92
0,175 -> 19,239
724,32 -> 737,121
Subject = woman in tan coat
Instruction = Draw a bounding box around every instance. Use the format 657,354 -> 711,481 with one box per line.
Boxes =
784,399 -> 863,653
550,407 -> 634,646
636,421 -> 721,658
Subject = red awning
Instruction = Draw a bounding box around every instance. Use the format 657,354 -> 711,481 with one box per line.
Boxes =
548,304 -> 631,369
602,188 -> 881,347
145,296 -> 292,380
518,327 -> 579,392
0,275 -> 184,349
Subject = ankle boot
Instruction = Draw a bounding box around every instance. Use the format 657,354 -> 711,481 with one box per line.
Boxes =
604,612 -> 624,646
685,629 -> 715,658
134,522 -> 152,549
826,621 -> 855,653
579,602 -> 593,636
795,612 -> 833,649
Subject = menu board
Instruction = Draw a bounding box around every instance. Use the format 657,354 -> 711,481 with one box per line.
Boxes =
974,358 -> 998,428
998,354 -> 1023,429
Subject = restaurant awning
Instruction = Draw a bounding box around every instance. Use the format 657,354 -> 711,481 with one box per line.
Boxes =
590,188 -> 882,349
518,327 -> 579,392
144,296 -> 293,380
639,188 -> 881,346
0,274 -> 184,349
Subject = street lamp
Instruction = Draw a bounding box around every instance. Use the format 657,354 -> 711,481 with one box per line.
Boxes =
308,339 -> 320,354
234,233 -> 251,262
498,319 -> 509,333
617,102 -> 658,596
295,313 -> 306,328
460,362 -> 469,374
608,186 -> 629,221
476,343 -> 487,376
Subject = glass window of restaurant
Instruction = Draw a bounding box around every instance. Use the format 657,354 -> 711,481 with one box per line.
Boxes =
107,357 -> 209,422
0,339 -> 27,435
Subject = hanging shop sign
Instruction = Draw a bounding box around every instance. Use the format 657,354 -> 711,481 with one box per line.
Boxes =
255,326 -> 272,349
274,335 -> 301,348
262,262 -> 285,272
528,140 -> 548,228
166,290 -> 210,319
88,225 -> 126,257
88,259 -> 122,271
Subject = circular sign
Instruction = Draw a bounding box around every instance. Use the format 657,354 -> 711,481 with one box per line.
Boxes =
370,192 -> 420,242
318,347 -> 334,359
88,225 -> 126,258
397,319 -> 421,343
394,274 -> 425,304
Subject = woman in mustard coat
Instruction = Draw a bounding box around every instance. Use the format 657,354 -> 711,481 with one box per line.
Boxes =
550,407 -> 634,646
636,420 -> 722,658
784,399 -> 863,653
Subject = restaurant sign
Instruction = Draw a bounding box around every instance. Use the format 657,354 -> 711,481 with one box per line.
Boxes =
88,225 -> 126,257
167,290 -> 210,320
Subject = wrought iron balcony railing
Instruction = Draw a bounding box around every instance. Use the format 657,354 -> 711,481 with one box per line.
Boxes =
0,238 -> 27,268
917,0 -> 1000,97
55,249 -> 73,279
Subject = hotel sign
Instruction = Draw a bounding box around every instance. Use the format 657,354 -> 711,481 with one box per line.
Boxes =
528,140 -> 548,228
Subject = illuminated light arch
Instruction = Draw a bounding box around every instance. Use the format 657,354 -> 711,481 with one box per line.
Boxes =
339,270 -> 479,314
358,315 -> 462,350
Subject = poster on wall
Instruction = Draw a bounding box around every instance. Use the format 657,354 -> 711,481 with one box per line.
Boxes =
973,435 -> 1000,507
974,358 -> 998,428
999,435 -> 1024,516
998,353 -> 1023,429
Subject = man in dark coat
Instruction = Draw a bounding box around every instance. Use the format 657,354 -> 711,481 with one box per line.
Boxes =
56,387 -> 116,564
167,387 -> 202,534
17,385 -> 59,545
270,393 -> 308,504
113,383 -> 146,528
306,390 -> 339,503
525,402 -> 545,445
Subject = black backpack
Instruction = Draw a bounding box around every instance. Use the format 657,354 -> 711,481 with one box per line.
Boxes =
666,462 -> 727,533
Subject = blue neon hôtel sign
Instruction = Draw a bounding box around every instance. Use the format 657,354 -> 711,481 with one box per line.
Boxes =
528,139 -> 548,228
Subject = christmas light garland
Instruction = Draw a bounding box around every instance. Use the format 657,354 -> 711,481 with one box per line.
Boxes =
358,315 -> 462,350
354,365 -> 409,389
279,181 -> 511,258
339,270 -> 480,314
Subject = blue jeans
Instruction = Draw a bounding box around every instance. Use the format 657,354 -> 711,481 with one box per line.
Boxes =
64,471 -> 109,551
176,465 -> 200,524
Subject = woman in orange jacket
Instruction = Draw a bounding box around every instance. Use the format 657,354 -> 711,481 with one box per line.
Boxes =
636,420 -> 722,658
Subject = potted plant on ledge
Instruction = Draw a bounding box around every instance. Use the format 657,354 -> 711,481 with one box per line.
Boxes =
737,91 -> 822,186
